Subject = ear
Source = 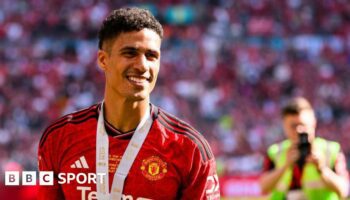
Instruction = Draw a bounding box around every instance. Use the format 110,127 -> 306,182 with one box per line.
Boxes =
97,50 -> 109,71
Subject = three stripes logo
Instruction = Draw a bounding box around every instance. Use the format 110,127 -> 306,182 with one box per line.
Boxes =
71,156 -> 89,169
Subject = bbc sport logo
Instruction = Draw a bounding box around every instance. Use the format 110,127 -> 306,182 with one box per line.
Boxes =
5,171 -> 106,186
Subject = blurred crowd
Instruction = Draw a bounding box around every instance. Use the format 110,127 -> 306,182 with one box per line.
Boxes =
1,0 -> 350,177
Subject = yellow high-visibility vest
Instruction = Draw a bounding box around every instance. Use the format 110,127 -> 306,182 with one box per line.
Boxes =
267,137 -> 340,200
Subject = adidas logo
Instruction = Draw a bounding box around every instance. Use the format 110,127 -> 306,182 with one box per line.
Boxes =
71,156 -> 89,169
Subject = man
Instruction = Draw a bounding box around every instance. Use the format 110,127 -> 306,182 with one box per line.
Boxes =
259,97 -> 349,200
38,7 -> 220,200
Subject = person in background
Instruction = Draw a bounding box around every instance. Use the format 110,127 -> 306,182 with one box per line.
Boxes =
259,97 -> 349,200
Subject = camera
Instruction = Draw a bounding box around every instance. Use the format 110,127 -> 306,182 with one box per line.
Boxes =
297,132 -> 311,167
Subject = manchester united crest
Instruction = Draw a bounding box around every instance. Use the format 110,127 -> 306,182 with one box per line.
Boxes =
141,156 -> 167,181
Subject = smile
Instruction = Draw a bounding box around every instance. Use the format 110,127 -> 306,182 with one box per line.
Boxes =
127,76 -> 150,85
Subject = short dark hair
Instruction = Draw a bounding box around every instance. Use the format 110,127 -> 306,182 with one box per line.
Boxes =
98,7 -> 163,51
281,97 -> 314,117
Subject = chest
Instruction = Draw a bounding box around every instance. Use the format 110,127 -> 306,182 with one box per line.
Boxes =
57,133 -> 183,200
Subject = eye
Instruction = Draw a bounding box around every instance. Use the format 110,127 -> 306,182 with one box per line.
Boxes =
145,51 -> 159,61
121,49 -> 138,58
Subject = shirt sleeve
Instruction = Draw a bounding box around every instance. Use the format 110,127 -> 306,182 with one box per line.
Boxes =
37,131 -> 65,200
180,148 -> 220,200
263,153 -> 275,172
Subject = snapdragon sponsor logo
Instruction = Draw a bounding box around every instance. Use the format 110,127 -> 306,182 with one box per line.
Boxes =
4,171 -> 106,186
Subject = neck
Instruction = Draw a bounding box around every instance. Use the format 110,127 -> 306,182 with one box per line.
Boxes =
103,94 -> 149,133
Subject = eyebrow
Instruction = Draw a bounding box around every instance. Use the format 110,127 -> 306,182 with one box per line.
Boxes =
119,46 -> 160,56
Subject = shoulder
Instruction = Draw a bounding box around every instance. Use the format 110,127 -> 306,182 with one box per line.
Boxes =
155,107 -> 214,162
315,137 -> 340,152
39,103 -> 99,148
316,138 -> 344,169
267,139 -> 290,159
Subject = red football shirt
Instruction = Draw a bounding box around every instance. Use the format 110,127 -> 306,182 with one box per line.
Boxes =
38,103 -> 220,200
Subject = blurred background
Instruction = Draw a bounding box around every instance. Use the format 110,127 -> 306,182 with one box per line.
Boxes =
1,0 -> 350,199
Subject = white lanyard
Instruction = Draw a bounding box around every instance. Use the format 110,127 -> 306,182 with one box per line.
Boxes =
96,102 -> 153,200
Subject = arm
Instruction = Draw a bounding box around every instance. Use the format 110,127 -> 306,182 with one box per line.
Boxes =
180,149 -> 220,200
259,144 -> 299,193
38,132 -> 65,200
259,163 -> 289,193
309,151 -> 349,198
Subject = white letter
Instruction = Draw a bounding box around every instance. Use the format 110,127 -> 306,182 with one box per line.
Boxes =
57,173 -> 66,184
5,171 -> 19,185
22,171 -> 36,185
77,186 -> 91,200
88,191 -> 98,200
96,173 -> 106,184
40,171 -> 53,185
67,173 -> 75,184
88,173 -> 96,184
76,173 -> 87,184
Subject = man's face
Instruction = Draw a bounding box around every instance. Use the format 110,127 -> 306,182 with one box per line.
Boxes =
282,110 -> 317,143
98,28 -> 161,101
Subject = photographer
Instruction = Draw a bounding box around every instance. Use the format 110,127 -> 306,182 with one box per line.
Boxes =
259,97 -> 349,200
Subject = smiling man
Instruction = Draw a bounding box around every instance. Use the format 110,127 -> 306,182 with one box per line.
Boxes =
38,7 -> 220,200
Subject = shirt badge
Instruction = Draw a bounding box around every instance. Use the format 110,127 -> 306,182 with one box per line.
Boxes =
140,156 -> 167,181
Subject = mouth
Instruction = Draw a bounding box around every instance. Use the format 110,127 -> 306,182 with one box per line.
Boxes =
126,75 -> 151,86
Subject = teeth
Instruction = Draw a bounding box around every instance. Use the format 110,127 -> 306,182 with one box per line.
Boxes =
129,76 -> 147,82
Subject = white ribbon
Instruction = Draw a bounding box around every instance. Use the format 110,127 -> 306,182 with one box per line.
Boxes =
96,102 -> 153,200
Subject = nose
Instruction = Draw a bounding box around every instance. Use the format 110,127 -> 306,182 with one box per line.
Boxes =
134,54 -> 149,72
